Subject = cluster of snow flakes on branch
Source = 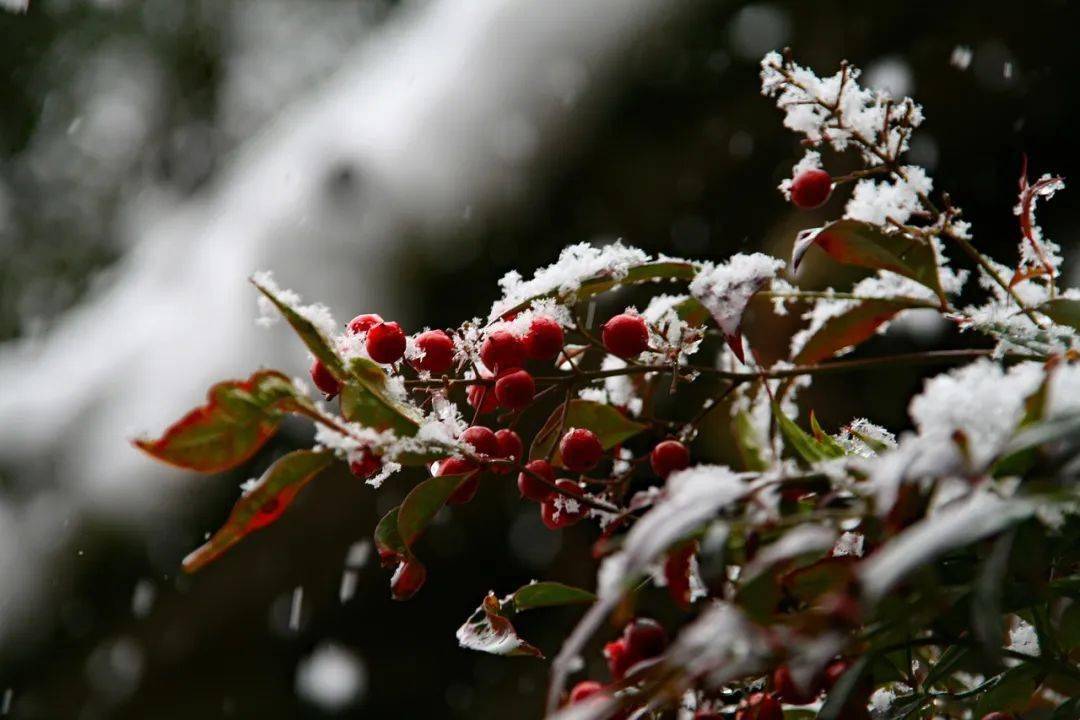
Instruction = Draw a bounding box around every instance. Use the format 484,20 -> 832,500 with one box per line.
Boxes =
252,270 -> 338,339
642,294 -> 703,363
1015,172 -> 1067,277
689,253 -> 784,338
844,165 -> 932,226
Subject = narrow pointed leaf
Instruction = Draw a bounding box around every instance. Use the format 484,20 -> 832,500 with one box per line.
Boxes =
810,411 -> 848,456
774,404 -> 845,465
512,582 -> 596,612
529,399 -> 646,461
397,472 -> 472,548
182,450 -> 333,572
252,277 -> 345,378
340,357 -> 422,435
793,297 -> 930,364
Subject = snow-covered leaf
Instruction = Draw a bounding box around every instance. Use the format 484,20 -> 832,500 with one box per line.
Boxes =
457,592 -> 543,658
340,357 -> 422,436
253,276 -> 345,378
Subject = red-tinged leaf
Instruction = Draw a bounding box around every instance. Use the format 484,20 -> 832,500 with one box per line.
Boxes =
182,450 -> 333,572
340,357 -> 422,436
792,220 -> 947,305
810,411 -> 848,457
134,370 -> 300,473
397,472 -> 472,549
664,540 -> 698,610
251,277 -> 346,379
456,592 -> 543,658
529,399 -> 646,462
726,332 -> 746,363
792,297 -> 930,364
1038,297 -> 1080,332
374,506 -> 409,565
512,582 -> 595,612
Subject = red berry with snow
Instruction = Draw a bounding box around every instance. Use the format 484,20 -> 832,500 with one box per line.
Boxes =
790,168 -> 832,210
495,368 -> 535,409
650,439 -> 691,478
347,313 -> 384,335
459,425 -> 500,461
493,428 -> 523,474
349,449 -> 381,479
735,693 -> 783,720
523,315 -> 564,360
518,459 -> 554,502
467,374 -> 498,414
623,618 -> 667,660
773,664 -> 817,705
540,479 -> 586,529
568,680 -> 603,705
412,329 -> 455,373
366,321 -> 407,364
480,329 -> 526,372
309,358 -> 340,397
559,428 -> 603,472
602,313 -> 649,358
390,559 -> 426,601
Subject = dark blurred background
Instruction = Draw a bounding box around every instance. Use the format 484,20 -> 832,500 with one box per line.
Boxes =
0,0 -> 1077,718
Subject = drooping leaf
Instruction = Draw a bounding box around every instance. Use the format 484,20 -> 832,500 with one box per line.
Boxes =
793,298 -> 930,364
397,472 -> 472,548
774,404 -> 845,465
529,399 -> 647,462
374,505 -> 409,562
512,582 -> 596,612
340,357 -> 422,436
733,410 -> 770,472
1038,297 -> 1080,331
252,277 -> 345,378
182,450 -> 333,572
973,664 -> 1041,717
792,220 -> 947,305
134,370 -> 301,473
456,592 -> 543,658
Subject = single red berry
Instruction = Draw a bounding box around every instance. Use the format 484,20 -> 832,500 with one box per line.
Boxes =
540,479 -> 586,529
390,559 -> 426,601
773,664 -> 817,705
623,618 -> 667,660
347,313 -> 384,335
523,315 -> 564,360
366,321 -> 407,364
650,439 -> 691,478
495,368 -> 535,409
735,693 -> 783,720
479,329 -> 526,372
459,426 -> 500,461
568,680 -> 604,705
822,659 -> 850,691
349,449 -> 381,479
467,374 -> 498,414
790,168 -> 832,210
439,456 -> 479,505
560,428 -> 603,473
493,429 -> 523,474
309,358 -> 341,397
412,329 -> 455,374
604,639 -> 633,681
518,459 -> 554,502
602,313 -> 649,358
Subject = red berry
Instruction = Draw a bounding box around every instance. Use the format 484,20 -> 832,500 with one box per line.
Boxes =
623,618 -> 667,660
467,375 -> 498,414
568,680 -> 604,705
347,313 -> 384,335
495,368 -> 535,409
459,426 -> 500,460
412,329 -> 455,374
493,429 -> 523,474
790,168 -> 832,210
523,316 -> 564,360
349,449 -> 381,479
518,459 -> 554,502
735,693 -> 782,720
773,664 -> 817,705
479,330 -> 526,372
439,456 -> 479,505
366,321 -> 407,364
309,358 -> 341,397
602,313 -> 649,358
650,439 -> 691,478
559,428 -> 603,472
604,639 -> 633,681
390,559 -> 426,600
540,479 -> 586,529
822,659 -> 849,691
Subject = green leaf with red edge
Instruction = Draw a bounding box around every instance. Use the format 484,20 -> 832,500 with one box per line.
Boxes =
134,370 -> 301,473
456,592 -> 543,658
774,404 -> 845,465
528,399 -> 646,462
810,411 -> 848,457
252,277 -> 346,378
493,261 -> 696,320
397,471 -> 473,549
511,582 -> 596,612
792,219 -> 947,305
182,449 -> 333,572
374,505 -> 409,562
340,357 -> 422,436
792,297 -> 931,364
1038,297 -> 1080,331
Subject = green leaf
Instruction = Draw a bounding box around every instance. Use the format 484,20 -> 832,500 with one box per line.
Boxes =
182,450 -> 333,572
973,664 -> 1041,716
134,370 -> 301,473
810,411 -> 848,456
456,592 -> 543,658
793,297 -> 930,364
251,277 -> 345,378
774,404 -> 845,465
340,357 -> 422,436
1051,697 -> 1080,720
374,505 -> 409,561
733,409 -> 769,472
972,531 -> 1014,668
793,219 -> 947,305
1061,601 -> 1080,650
923,645 -> 969,688
1038,297 -> 1080,331
512,582 -> 596,612
529,399 -> 646,462
397,472 -> 471,549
